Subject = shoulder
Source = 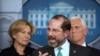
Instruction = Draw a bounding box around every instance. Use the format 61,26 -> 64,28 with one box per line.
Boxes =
36,45 -> 53,52
87,46 -> 100,56
26,47 -> 35,51
70,42 -> 86,49
69,42 -> 92,56
0,47 -> 12,56
87,46 -> 100,53
0,47 -> 12,52
25,47 -> 35,53
40,45 -> 53,50
70,42 -> 90,53
25,47 -> 35,56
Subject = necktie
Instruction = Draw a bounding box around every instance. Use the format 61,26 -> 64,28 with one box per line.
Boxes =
57,47 -> 62,56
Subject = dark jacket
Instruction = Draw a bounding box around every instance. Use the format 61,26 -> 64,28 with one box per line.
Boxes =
33,42 -> 90,56
0,45 -> 35,56
87,46 -> 100,56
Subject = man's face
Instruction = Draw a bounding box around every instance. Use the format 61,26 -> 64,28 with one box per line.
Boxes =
47,19 -> 67,47
70,19 -> 87,43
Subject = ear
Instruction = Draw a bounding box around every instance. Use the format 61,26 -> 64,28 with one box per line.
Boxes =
12,34 -> 16,39
64,30 -> 70,37
84,27 -> 88,35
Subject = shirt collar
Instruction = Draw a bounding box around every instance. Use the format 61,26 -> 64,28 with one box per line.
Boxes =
54,40 -> 70,56
82,42 -> 86,47
61,40 -> 69,50
55,39 -> 70,50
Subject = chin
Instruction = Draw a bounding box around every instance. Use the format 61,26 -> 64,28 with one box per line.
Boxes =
21,42 -> 28,46
48,42 -> 57,47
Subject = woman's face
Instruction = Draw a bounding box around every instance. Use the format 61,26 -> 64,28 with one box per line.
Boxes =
13,25 -> 31,46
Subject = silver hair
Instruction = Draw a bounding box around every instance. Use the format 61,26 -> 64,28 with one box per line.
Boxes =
70,16 -> 87,28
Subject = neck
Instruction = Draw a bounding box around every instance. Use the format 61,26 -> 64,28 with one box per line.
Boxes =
75,41 -> 84,46
57,39 -> 67,47
72,39 -> 85,46
14,42 -> 26,55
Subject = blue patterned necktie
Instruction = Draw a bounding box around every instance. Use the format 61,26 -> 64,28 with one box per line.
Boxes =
57,47 -> 62,56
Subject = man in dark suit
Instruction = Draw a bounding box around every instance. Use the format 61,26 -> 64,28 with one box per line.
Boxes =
33,15 -> 94,56
69,16 -> 100,56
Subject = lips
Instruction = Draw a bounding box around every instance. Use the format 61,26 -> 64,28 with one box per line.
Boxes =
48,36 -> 56,43
48,36 -> 56,40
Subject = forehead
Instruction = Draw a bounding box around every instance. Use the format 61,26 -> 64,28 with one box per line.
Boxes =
71,19 -> 82,26
48,19 -> 63,28
19,25 -> 30,30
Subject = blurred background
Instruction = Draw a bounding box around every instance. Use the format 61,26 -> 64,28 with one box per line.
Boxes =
0,0 -> 100,51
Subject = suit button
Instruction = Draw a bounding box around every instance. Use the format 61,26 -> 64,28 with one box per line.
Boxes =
73,50 -> 76,54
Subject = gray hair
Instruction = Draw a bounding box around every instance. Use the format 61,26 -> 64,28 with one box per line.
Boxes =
70,16 -> 87,28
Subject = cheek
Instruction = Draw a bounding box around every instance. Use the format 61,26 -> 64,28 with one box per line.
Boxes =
47,32 -> 49,35
84,30 -> 87,35
13,34 -> 19,41
28,35 -> 31,40
77,30 -> 82,33
14,37 -> 22,43
15,35 -> 23,40
76,29 -> 83,34
55,32 -> 62,36
57,33 -> 64,38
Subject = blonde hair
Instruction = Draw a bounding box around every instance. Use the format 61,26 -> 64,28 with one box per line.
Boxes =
8,19 -> 35,42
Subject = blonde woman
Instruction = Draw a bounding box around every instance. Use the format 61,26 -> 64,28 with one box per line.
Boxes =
0,19 -> 35,56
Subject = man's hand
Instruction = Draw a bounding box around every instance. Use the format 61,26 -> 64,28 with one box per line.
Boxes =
39,51 -> 48,56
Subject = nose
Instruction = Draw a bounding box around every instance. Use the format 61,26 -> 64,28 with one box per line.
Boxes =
71,27 -> 75,34
47,30 -> 53,36
25,33 -> 31,39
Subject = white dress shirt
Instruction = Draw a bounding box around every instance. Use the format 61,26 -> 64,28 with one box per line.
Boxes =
82,42 -> 86,47
54,40 -> 70,56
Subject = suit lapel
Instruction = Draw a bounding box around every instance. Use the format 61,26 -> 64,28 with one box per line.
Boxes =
47,46 -> 55,56
69,42 -> 90,56
69,43 -> 78,56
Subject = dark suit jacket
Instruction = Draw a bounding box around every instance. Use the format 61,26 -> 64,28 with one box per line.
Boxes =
0,45 -> 35,56
87,46 -> 100,56
33,42 -> 90,56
